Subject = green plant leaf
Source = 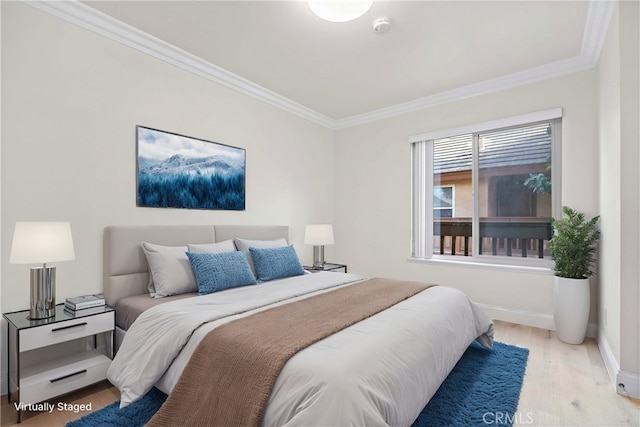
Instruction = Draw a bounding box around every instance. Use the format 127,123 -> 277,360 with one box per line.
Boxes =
549,206 -> 601,278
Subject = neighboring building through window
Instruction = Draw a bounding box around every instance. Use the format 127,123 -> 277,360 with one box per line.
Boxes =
434,185 -> 455,218
411,109 -> 561,265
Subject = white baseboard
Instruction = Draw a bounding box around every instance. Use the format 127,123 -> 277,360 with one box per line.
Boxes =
597,331 -> 620,392
597,330 -> 640,399
476,303 -> 597,338
477,303 -> 555,330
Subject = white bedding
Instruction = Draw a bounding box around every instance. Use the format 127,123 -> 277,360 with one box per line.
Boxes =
108,272 -> 493,426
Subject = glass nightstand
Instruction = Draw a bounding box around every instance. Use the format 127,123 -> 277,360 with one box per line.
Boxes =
303,263 -> 347,273
3,304 -> 115,422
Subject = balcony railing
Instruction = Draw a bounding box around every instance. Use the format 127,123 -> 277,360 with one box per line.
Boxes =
433,217 -> 552,258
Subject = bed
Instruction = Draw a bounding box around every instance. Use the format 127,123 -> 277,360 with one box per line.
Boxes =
104,225 -> 494,426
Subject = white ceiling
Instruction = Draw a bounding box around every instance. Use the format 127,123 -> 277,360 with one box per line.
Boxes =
37,1 -> 609,128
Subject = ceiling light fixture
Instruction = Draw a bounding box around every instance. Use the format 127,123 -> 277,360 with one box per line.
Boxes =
308,0 -> 374,23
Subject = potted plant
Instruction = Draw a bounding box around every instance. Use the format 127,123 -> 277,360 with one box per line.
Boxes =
549,206 -> 600,344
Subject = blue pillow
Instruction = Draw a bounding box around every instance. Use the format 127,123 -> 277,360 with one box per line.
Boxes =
186,251 -> 257,295
248,245 -> 305,282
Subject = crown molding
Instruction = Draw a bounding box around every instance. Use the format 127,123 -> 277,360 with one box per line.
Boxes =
335,0 -> 616,129
23,0 -> 614,131
23,0 -> 336,129
580,0 -> 617,65
335,55 -> 592,129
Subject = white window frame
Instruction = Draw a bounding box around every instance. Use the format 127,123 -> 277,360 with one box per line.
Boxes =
433,185 -> 455,218
410,108 -> 562,268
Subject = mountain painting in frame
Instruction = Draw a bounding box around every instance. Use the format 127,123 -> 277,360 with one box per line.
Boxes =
136,126 -> 245,210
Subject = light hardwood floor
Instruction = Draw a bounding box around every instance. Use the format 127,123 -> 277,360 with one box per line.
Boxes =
496,321 -> 639,426
1,321 -> 638,426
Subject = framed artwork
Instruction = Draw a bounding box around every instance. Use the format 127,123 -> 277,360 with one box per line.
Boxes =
136,126 -> 245,210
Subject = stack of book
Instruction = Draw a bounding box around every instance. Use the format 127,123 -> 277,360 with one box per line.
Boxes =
64,294 -> 106,316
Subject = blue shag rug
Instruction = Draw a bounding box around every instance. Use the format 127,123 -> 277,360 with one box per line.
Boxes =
65,387 -> 166,427
67,341 -> 528,427
412,341 -> 529,427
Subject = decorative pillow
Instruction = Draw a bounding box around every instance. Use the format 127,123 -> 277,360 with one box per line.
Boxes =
187,240 -> 236,254
141,242 -> 197,298
186,251 -> 257,295
233,238 -> 288,276
248,245 -> 305,282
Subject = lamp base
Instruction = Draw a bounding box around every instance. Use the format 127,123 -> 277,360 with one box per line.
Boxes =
28,266 -> 56,320
312,245 -> 325,269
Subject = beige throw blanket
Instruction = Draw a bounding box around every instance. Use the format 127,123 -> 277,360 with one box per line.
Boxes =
148,278 -> 434,427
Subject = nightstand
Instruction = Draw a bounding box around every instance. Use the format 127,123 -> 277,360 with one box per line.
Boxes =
304,263 -> 348,273
3,304 -> 115,423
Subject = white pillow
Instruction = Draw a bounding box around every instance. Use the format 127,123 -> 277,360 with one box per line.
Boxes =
233,238 -> 288,276
141,242 -> 196,298
187,240 -> 236,254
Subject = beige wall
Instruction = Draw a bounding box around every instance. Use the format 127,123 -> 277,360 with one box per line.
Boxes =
435,175 -> 472,217
2,0 -> 638,395
0,2 -> 335,315
597,1 -> 622,369
617,0 -> 640,377
598,1 -> 640,376
334,70 -> 599,326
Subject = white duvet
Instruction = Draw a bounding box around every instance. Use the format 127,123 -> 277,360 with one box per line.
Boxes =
108,272 -> 493,426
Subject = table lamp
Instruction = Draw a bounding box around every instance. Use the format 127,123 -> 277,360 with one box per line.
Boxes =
304,224 -> 334,268
9,222 -> 75,320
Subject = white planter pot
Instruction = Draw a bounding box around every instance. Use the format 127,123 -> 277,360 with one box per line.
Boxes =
553,276 -> 590,344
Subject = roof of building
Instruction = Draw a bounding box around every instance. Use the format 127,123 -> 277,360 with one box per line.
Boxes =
434,123 -> 552,174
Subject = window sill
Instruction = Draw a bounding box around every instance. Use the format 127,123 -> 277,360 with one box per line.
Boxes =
407,255 -> 553,275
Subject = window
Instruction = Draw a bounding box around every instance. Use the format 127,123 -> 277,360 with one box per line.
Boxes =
434,185 -> 455,218
411,109 -> 561,265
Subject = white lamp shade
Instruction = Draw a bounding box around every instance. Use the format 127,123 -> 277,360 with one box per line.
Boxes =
304,224 -> 334,246
10,222 -> 75,264
308,0 -> 373,22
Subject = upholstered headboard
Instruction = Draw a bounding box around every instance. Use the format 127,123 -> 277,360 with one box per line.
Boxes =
103,225 -> 289,307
